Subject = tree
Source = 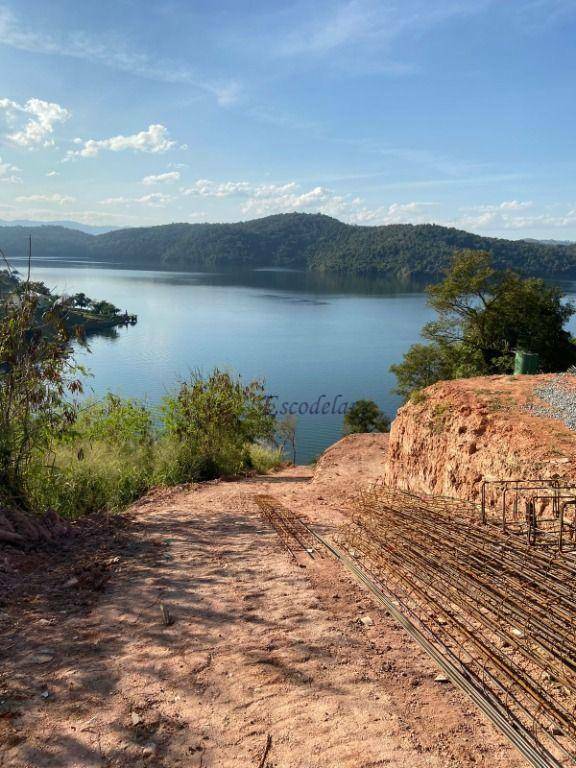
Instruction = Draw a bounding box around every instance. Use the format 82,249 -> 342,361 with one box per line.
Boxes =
0,280 -> 84,544
0,290 -> 82,506
91,300 -> 121,316
72,292 -> 91,309
15,280 -> 51,297
390,343 -> 454,399
277,415 -> 297,464
344,400 -> 390,434
391,250 -> 576,399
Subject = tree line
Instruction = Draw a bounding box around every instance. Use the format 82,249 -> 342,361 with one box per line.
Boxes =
2,214 -> 576,279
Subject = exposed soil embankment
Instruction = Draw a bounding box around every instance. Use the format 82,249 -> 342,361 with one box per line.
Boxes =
385,374 -> 576,504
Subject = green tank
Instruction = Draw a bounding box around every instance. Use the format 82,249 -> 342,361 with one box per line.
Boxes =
514,350 -> 540,375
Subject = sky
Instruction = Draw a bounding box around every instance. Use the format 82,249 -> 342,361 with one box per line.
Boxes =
0,0 -> 575,238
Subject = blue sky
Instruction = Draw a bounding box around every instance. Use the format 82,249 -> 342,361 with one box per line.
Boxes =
0,0 -> 575,237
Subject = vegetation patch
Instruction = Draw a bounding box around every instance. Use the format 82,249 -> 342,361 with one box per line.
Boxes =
409,390 -> 428,406
429,403 -> 451,435
343,400 -> 389,434
391,250 -> 576,399
0,276 -> 288,538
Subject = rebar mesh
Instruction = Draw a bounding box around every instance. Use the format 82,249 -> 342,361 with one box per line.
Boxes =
338,485 -> 576,766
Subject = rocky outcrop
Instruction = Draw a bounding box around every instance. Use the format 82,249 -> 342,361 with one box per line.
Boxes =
384,374 -> 576,505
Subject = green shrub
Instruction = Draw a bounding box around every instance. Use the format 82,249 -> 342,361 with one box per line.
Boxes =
162,369 -> 276,480
343,400 -> 390,434
27,395 -> 156,517
9,363 -> 281,518
69,394 -> 155,448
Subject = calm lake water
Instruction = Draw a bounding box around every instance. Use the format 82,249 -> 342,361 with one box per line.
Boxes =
13,258 -> 576,462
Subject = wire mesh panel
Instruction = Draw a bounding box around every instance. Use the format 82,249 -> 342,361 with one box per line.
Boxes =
339,485 -> 576,767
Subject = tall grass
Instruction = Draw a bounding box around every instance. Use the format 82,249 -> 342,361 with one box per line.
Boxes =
25,374 -> 286,519
28,440 -> 155,517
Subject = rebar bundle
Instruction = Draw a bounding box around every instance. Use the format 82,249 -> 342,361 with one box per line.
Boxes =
340,486 -> 576,766
254,494 -> 317,562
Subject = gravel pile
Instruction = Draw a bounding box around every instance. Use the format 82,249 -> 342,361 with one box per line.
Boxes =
525,372 -> 576,431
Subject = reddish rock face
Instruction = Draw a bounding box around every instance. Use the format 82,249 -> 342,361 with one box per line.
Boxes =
384,374 -> 576,511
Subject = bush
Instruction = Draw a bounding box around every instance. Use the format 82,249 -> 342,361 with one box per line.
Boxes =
162,369 -> 276,480
69,394 -> 155,448
343,400 -> 390,434
4,350 -> 282,517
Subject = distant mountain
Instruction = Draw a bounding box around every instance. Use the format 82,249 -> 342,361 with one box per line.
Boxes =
0,225 -> 94,262
0,218 -> 118,235
1,212 -> 576,280
523,238 -> 574,247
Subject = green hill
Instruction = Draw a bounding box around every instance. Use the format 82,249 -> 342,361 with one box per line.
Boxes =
1,213 -> 576,280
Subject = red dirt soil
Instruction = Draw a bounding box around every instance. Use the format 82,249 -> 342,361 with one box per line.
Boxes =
386,373 -> 576,506
0,436 -> 525,767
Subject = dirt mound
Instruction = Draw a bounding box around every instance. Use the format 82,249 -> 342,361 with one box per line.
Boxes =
385,373 -> 576,504
313,432 -> 389,494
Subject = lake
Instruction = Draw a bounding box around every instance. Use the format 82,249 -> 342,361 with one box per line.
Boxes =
11,258 -> 576,462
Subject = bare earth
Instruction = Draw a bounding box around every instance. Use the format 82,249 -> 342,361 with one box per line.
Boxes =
0,435 -> 524,768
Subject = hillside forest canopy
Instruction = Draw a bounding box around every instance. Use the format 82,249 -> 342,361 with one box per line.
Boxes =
1,213 -> 576,280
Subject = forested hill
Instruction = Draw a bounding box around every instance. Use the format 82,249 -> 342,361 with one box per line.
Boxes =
2,213 -> 576,279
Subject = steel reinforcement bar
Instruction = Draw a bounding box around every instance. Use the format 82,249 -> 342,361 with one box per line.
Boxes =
307,524 -> 565,768
254,491 -> 575,768
253,494 -> 317,562
341,487 -> 576,766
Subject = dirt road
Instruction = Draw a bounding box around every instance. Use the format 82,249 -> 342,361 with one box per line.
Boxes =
0,436 -> 524,767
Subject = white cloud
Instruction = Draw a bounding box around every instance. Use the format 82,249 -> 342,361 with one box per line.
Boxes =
16,192 -> 75,205
0,97 -> 70,148
278,0 -> 388,57
99,197 -> 126,205
0,203 -> 131,226
273,0 -> 490,65
451,203 -> 576,233
241,184 -> 340,216
68,124 -> 178,159
142,171 -> 181,185
181,179 -> 254,198
347,201 -> 439,224
179,178 -> 440,222
0,155 -> 21,183
181,179 -> 342,214
135,193 -> 173,207
46,170 -> 59,177
499,200 -> 533,210
99,193 -> 173,208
